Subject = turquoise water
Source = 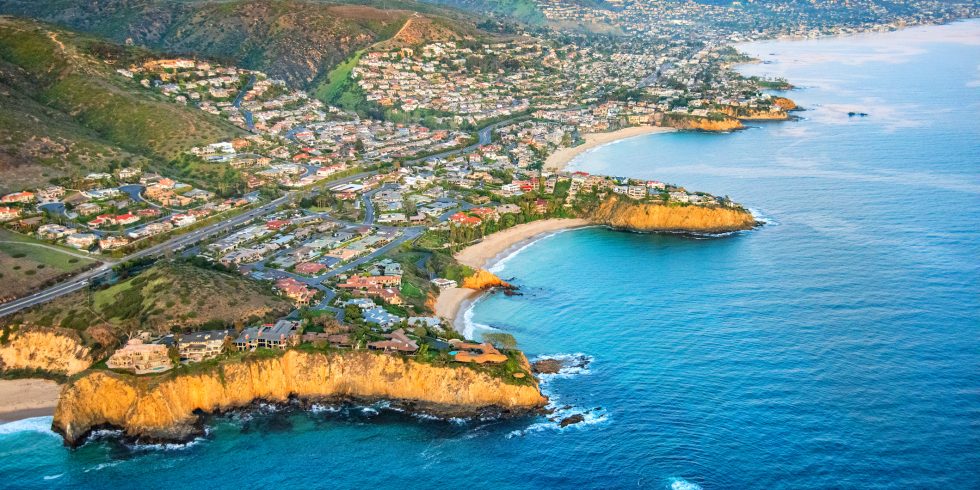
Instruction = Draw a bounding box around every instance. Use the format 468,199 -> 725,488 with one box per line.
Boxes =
2,20 -> 979,489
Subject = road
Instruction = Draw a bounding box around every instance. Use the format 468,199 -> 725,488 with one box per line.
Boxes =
233,75 -> 256,131
0,171 -> 377,318
406,116 -> 524,164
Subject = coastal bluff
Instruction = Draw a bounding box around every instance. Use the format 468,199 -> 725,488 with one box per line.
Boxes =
53,350 -> 546,446
590,196 -> 757,233
0,327 -> 92,376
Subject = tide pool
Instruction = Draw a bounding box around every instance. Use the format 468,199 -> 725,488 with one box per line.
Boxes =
2,20 -> 978,490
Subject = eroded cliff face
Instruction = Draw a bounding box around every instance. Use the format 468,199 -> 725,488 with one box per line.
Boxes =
0,327 -> 92,376
462,269 -> 512,290
664,114 -> 744,131
53,350 -> 546,446
590,196 -> 757,233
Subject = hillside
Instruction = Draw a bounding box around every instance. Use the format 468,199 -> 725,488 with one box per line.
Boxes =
0,0 -> 485,88
0,17 -> 242,191
3,260 -> 293,342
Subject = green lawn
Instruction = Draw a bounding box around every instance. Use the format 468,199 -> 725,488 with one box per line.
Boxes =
0,229 -> 95,271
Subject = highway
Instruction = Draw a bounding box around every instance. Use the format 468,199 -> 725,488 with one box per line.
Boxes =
0,113 -> 507,318
0,171 -> 376,318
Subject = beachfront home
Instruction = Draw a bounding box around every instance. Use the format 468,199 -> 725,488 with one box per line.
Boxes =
106,339 -> 174,374
430,278 -> 457,289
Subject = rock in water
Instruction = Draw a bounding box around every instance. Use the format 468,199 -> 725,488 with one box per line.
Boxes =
532,359 -> 563,374
559,414 -> 585,427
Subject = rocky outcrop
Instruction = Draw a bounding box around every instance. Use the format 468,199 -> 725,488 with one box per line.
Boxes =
589,196 -> 757,233
462,269 -> 512,290
772,97 -> 798,111
53,350 -> 546,446
663,114 -> 744,131
0,326 -> 92,376
718,106 -> 791,121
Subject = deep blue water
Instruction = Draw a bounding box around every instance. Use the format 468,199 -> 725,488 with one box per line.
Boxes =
2,21 -> 979,490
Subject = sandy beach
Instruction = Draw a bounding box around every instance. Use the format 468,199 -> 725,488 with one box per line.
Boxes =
0,379 -> 60,422
544,125 -> 675,172
454,218 -> 590,269
435,219 -> 591,329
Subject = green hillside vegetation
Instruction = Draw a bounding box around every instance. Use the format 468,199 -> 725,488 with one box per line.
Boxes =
3,260 -> 293,339
0,0 -> 483,89
0,17 -> 243,191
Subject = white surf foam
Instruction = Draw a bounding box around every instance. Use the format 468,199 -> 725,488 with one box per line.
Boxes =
667,477 -> 703,490
0,416 -> 57,437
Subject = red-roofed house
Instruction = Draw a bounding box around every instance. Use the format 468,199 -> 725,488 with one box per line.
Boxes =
295,262 -> 327,275
275,278 -> 316,304
115,213 -> 140,225
450,212 -> 482,226
0,207 -> 20,221
266,219 -> 290,230
1,191 -> 35,204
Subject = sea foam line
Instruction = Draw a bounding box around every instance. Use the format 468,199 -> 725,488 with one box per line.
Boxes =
0,416 -> 58,437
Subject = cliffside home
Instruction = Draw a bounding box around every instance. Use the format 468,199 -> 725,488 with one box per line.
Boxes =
176,329 -> 235,363
106,339 -> 174,374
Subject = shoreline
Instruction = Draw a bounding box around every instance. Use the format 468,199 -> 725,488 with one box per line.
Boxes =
543,125 -> 676,172
435,218 -> 591,332
0,379 -> 60,423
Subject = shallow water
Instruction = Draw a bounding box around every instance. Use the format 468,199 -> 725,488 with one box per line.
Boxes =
2,20 -> 978,490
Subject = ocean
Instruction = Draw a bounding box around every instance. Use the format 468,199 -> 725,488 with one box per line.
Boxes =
2,20 -> 979,490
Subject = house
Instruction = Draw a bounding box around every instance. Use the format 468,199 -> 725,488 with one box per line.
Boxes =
363,307 -> 402,327
37,224 -> 75,239
449,212 -> 481,226
0,207 -> 20,222
106,339 -> 174,374
371,259 -> 403,277
431,278 -> 457,289
115,213 -> 140,225
295,262 -> 327,275
275,277 -> 317,304
496,203 -> 521,215
99,236 -> 130,250
407,317 -> 442,328
75,203 -> 101,216
117,167 -> 142,181
233,320 -> 300,350
448,339 -> 507,364
367,328 -> 418,353
176,329 -> 234,363
1,191 -> 35,204
266,219 -> 290,230
338,275 -> 401,289
65,233 -> 97,250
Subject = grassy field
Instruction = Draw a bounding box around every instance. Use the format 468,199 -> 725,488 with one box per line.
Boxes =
0,229 -> 96,300
313,50 -> 363,104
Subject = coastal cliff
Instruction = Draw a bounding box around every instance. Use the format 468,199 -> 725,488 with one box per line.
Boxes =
717,97 -> 798,120
0,327 -> 92,376
663,114 -> 744,131
462,269 -> 511,290
53,349 -> 546,446
590,196 -> 757,233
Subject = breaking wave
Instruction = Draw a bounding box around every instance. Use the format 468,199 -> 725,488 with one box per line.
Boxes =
0,416 -> 57,437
